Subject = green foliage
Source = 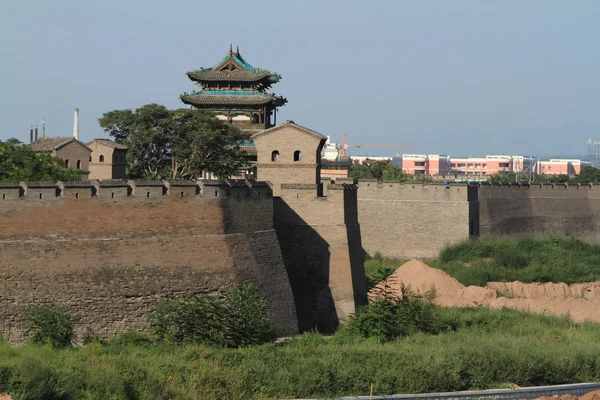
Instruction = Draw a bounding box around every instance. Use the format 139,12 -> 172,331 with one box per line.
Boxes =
6,358 -> 77,400
150,283 -> 276,347
343,288 -> 437,342
3,307 -> 600,398
23,305 -> 74,349
364,256 -> 401,290
573,166 -> 600,183
487,166 -> 600,184
0,140 -> 83,182
487,171 -> 571,184
350,159 -> 432,181
98,104 -> 251,180
431,236 -> 600,286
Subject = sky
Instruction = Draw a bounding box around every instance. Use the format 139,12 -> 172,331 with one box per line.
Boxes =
1,0 -> 599,157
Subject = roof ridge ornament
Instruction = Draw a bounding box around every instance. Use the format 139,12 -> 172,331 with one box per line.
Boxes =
229,44 -> 233,56
236,45 -> 240,56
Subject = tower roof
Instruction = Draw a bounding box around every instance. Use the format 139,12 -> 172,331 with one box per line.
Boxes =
180,90 -> 287,107
186,46 -> 281,85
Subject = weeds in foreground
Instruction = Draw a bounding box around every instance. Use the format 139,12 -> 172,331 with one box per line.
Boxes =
2,305 -> 600,399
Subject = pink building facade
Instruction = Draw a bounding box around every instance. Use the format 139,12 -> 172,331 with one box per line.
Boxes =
536,159 -> 589,175
399,154 -> 451,175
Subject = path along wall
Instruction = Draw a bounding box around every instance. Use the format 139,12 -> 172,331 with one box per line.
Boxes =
352,179 -> 478,259
479,183 -> 600,240
0,180 -> 298,343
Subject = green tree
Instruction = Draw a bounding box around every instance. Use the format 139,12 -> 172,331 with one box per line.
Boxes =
350,159 -> 430,181
98,104 -> 250,180
573,166 -> 600,183
0,140 -> 83,182
23,304 -> 75,348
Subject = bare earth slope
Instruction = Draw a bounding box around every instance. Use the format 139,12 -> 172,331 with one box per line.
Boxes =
537,390 -> 600,400
370,259 -> 600,323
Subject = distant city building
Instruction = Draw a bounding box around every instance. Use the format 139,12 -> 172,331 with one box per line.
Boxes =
399,154 -> 451,175
322,136 -> 340,161
449,155 -> 532,177
536,159 -> 590,175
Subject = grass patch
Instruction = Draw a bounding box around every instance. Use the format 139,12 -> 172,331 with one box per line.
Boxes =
2,307 -> 600,399
429,236 -> 600,286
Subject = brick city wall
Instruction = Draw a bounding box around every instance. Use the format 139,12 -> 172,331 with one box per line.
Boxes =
274,183 -> 367,333
354,180 -> 477,259
479,183 -> 600,241
0,180 -> 299,343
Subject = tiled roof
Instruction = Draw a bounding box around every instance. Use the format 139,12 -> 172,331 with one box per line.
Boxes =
30,137 -> 73,152
187,70 -> 269,82
88,139 -> 128,150
252,120 -> 327,141
180,93 -> 277,106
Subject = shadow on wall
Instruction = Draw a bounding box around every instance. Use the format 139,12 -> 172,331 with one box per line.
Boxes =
343,187 -> 368,309
274,198 -> 339,333
478,185 -> 599,239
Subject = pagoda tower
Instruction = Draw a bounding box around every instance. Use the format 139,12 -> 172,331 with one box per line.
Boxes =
180,45 -> 287,132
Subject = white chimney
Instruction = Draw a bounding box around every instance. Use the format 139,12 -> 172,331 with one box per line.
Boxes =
73,108 -> 79,140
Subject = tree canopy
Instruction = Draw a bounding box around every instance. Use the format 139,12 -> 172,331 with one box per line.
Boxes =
349,159 -> 432,181
98,104 -> 251,180
487,166 -> 600,184
0,139 -> 83,182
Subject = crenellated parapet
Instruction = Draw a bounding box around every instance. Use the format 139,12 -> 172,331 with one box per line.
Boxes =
352,179 -> 475,202
478,182 -> 600,199
0,179 -> 273,202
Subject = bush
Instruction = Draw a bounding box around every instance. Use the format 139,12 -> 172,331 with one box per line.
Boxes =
7,358 -> 78,400
364,257 -> 402,290
343,286 -> 437,342
150,282 -> 276,347
23,304 -> 74,348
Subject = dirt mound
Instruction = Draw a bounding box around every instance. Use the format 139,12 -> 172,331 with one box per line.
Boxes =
0,394 -> 12,400
581,390 -> 600,400
488,281 -> 600,300
536,391 -> 600,400
369,260 -> 600,322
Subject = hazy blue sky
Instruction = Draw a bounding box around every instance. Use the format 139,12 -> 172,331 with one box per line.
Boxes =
1,1 -> 599,157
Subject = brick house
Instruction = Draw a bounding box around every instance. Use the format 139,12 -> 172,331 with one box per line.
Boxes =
30,137 -> 92,177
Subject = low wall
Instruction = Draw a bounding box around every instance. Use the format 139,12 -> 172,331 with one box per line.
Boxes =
356,180 -> 477,259
0,180 -> 299,342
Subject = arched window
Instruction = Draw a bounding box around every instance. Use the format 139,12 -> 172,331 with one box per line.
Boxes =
89,156 -> 92,162
64,159 -> 69,168
271,150 -> 280,162
76,160 -> 81,169
294,150 -> 302,161
99,155 -> 105,162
